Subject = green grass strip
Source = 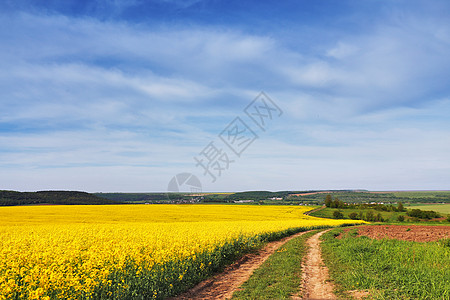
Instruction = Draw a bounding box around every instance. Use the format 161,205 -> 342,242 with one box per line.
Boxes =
232,230 -> 319,300
321,228 -> 450,300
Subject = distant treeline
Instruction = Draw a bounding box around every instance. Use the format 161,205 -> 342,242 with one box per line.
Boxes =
225,190 -> 450,204
224,191 -> 307,201
325,195 -> 406,212
407,209 -> 441,220
89,190 -> 450,205
299,191 -> 450,204
95,193 -> 169,203
0,190 -> 121,206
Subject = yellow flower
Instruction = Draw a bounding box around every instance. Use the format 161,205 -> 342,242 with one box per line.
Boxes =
0,204 -> 363,298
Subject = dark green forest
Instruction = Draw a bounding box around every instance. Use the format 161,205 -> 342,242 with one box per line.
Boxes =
0,190 -> 121,206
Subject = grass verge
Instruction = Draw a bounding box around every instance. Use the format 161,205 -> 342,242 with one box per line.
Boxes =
321,227 -> 450,299
231,230 -> 319,300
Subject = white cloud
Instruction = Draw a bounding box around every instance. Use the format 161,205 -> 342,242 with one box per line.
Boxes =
1,4 -> 450,191
276,13 -> 450,115
327,42 -> 359,59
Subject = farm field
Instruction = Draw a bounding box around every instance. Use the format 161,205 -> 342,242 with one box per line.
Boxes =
0,204 -> 361,299
322,225 -> 450,299
392,191 -> 450,199
406,203 -> 450,214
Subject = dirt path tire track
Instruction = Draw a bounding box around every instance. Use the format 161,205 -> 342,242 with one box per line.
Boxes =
172,230 -> 311,300
293,229 -> 335,300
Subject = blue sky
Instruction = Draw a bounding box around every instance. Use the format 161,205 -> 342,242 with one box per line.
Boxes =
0,0 -> 449,192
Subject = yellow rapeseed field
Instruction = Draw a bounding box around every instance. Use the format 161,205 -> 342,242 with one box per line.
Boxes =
0,205 -> 363,299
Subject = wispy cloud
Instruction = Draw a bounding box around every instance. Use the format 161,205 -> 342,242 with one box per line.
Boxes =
0,1 -> 449,191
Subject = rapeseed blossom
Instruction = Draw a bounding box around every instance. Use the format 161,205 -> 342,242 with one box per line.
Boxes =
0,204 -> 362,299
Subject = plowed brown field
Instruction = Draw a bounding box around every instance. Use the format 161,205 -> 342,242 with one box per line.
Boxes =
346,225 -> 450,242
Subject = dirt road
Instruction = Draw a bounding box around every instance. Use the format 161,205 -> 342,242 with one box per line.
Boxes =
173,231 -> 310,300
293,229 -> 335,300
